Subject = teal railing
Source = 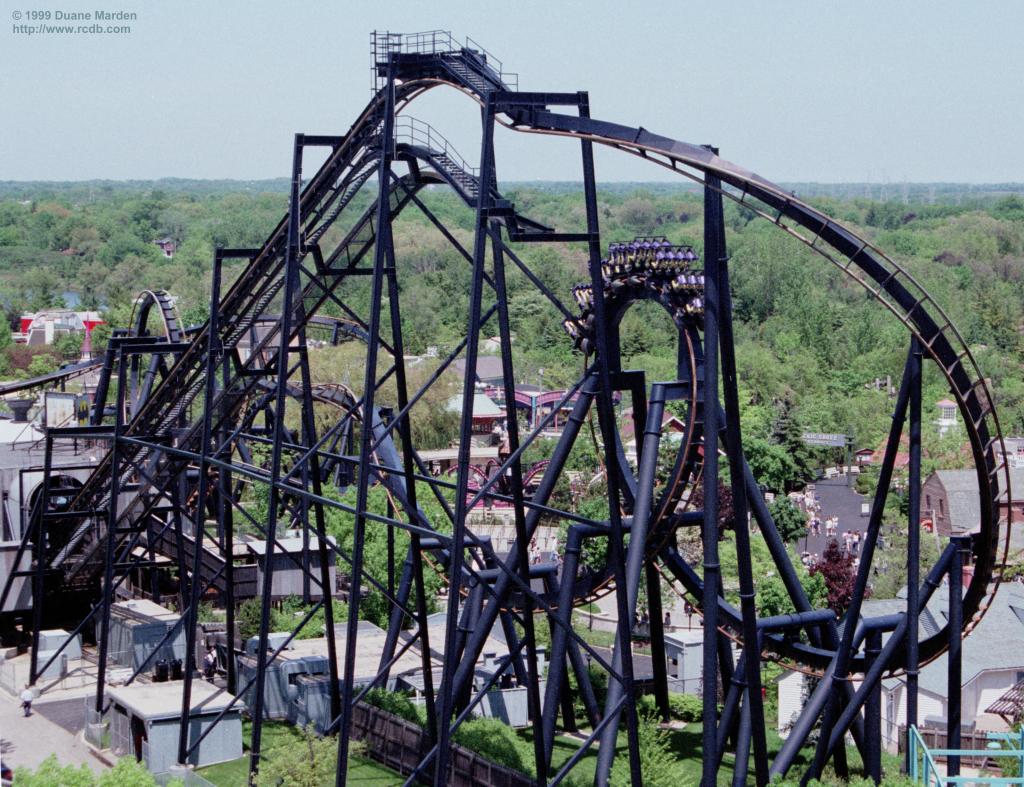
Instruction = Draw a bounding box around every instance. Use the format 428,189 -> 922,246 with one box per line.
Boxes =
909,725 -> 1024,787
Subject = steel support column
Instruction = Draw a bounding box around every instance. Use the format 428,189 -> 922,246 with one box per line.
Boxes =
645,560 -> 671,722
864,629 -> 883,783
178,251 -> 224,765
906,335 -> 923,765
248,132 -> 307,782
948,537 -> 965,777
714,195 -> 769,785
580,90 -> 642,787
490,213 -> 548,783
701,163 -> 725,787
94,351 -> 128,713
433,89 -> 499,787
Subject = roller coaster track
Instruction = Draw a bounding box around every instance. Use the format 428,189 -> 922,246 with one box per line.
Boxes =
33,31 -> 1004,672
19,32 -> 1010,787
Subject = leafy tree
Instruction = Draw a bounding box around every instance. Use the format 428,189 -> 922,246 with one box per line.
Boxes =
238,597 -> 265,641
54,331 -> 83,359
325,484 -> 444,628
743,436 -> 801,494
809,539 -> 864,616
13,755 -> 170,787
27,353 -> 59,377
362,687 -> 423,726
12,755 -> 95,787
688,480 -> 735,539
254,725 -> 339,787
97,758 -> 172,787
768,497 -> 807,543
610,712 -> 677,787
0,316 -> 11,352
453,717 -> 526,774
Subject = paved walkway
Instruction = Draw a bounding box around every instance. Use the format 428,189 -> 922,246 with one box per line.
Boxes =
798,475 -> 870,563
0,693 -> 106,774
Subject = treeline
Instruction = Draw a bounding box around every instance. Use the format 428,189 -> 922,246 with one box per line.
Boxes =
0,181 -> 1023,451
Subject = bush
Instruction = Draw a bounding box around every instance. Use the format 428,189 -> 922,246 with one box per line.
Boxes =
362,687 -> 422,726
610,712 -> 676,787
13,755 -> 95,787
255,724 -> 339,787
453,717 -> 526,774
636,691 -> 702,722
13,755 -> 172,787
668,692 -> 702,722
769,497 -> 808,543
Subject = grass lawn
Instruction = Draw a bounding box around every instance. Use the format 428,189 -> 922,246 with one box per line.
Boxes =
198,720 -> 403,786
518,722 -> 901,786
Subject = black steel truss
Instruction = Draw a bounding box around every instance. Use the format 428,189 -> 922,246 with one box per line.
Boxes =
5,30 -> 1011,787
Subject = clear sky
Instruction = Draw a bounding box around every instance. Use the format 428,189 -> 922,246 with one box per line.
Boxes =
2,0 -> 1023,184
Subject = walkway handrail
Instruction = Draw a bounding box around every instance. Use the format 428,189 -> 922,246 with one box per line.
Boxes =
910,725 -> 1024,786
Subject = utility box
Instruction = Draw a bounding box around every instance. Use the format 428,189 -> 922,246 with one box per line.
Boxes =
107,681 -> 243,772
108,599 -> 185,673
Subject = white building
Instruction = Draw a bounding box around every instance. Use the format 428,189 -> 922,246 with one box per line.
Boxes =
776,585 -> 1024,752
936,398 -> 959,437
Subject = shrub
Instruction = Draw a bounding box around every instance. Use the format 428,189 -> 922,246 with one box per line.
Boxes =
255,725 -> 339,787
13,754 -> 170,787
362,687 -> 422,726
453,717 -> 526,774
13,755 -> 95,787
610,712 -> 676,787
668,692 -> 702,722
636,691 -> 702,722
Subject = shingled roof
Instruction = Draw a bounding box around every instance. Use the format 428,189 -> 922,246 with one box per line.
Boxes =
877,585 -> 1024,697
928,467 -> 1024,534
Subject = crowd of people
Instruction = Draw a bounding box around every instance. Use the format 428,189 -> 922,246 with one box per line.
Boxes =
789,486 -> 867,571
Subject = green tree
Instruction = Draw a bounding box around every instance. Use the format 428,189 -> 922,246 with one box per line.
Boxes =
744,436 -> 801,493
610,712 -> 677,787
769,497 -> 807,543
27,353 -> 59,377
97,758 -> 170,787
12,754 -> 168,787
0,315 -> 11,352
12,755 -> 95,787
254,725 -> 338,787
362,687 -> 423,726
54,331 -> 83,359
453,717 -> 526,774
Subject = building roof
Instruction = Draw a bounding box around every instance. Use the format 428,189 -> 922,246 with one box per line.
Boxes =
107,681 -> 241,721
0,418 -> 42,446
111,598 -> 179,624
243,536 -> 336,556
446,393 -> 505,418
928,468 -> 1024,533
664,628 -> 705,648
452,356 -> 506,382
984,677 -> 1024,718
417,446 -> 500,462
879,585 -> 1024,696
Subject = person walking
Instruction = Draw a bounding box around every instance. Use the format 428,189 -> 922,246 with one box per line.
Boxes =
20,684 -> 33,717
203,647 -> 217,682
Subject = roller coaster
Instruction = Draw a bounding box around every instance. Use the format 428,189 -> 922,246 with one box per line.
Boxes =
2,30 -> 1012,786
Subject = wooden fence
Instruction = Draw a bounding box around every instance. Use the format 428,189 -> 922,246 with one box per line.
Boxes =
351,704 -> 535,787
900,725 -> 1004,769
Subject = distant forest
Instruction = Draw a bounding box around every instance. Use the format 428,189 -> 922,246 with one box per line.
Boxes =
1,177 -> 1023,459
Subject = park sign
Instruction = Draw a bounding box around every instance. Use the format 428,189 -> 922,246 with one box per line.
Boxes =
801,431 -> 848,447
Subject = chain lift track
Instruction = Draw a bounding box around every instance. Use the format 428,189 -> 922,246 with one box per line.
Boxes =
7,31 -> 1010,787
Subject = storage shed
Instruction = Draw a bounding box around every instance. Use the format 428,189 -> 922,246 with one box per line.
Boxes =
108,599 -> 185,673
243,536 -> 337,601
664,628 -> 705,694
107,681 -> 243,772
